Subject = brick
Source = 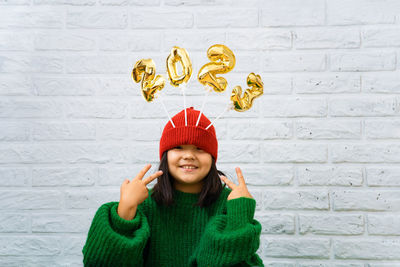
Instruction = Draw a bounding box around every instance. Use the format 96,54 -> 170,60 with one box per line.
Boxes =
263,238 -> 330,258
217,142 -> 259,163
327,0 -> 398,25
334,238 -> 400,259
0,11 -> 63,28
259,214 -> 295,234
63,99 -> 128,119
366,167 -> 400,186
0,237 -> 62,255
0,168 -> 29,186
196,9 -> 257,28
0,55 -> 63,73
0,190 -> 62,210
261,0 -> 324,27
131,11 -> 192,28
368,214 -> 400,235
0,213 -> 29,233
67,10 -> 128,29
0,122 -> 30,141
32,167 -> 96,186
0,76 -> 32,95
65,189 -> 119,209
296,119 -> 361,140
262,53 -> 326,72
32,212 -> 93,233
227,30 -> 292,50
299,214 -> 364,235
330,52 -> 396,72
34,33 -> 96,51
332,190 -> 400,211
261,143 -> 327,163
260,97 -> 327,117
293,73 -> 361,94
164,31 -> 226,52
294,27 -> 360,49
263,190 -> 329,210
363,26 -> 400,47
329,96 -> 398,117
331,144 -> 400,163
298,166 -> 363,186
32,77 -> 97,96
34,0 -> 95,4
32,122 -> 96,140
65,55 -> 131,74
0,32 -> 33,51
229,121 -> 292,140
0,99 -> 63,118
365,119 -> 400,139
362,72 -> 400,93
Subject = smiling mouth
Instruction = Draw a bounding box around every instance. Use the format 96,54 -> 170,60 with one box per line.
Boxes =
180,166 -> 198,171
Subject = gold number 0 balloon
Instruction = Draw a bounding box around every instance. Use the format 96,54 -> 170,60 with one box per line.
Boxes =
166,46 -> 192,87
132,59 -> 165,102
197,44 -> 236,93
230,73 -> 263,112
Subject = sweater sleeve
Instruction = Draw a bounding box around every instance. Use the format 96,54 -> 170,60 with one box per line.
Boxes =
82,201 -> 150,267
188,197 -> 264,267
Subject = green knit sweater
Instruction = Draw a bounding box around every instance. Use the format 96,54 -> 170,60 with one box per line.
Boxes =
82,186 -> 264,267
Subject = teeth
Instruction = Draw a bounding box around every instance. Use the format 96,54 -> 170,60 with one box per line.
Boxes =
182,166 -> 196,169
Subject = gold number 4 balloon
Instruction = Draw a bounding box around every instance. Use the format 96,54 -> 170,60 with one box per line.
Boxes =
230,73 -> 264,112
132,59 -> 165,102
166,46 -> 192,87
197,44 -> 236,93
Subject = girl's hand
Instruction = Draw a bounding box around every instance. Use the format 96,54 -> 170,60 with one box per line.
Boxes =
119,164 -> 163,210
219,167 -> 254,201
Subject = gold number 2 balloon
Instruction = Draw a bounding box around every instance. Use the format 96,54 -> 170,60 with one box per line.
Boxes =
197,44 -> 236,93
166,46 -> 192,87
230,73 -> 263,112
132,59 -> 165,102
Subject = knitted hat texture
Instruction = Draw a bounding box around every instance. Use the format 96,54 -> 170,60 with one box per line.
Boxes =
159,107 -> 218,162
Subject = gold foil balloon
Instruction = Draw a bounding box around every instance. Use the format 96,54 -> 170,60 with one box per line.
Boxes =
166,46 -> 192,86
197,44 -> 236,93
230,73 -> 263,112
132,59 -> 165,102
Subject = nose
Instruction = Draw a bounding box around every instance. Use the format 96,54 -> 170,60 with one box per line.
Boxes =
182,148 -> 195,160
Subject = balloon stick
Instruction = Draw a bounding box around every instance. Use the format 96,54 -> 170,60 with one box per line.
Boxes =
155,91 -> 175,128
206,102 -> 234,130
181,82 -> 187,126
196,84 -> 212,127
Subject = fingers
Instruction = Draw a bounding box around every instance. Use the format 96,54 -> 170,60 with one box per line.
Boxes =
220,175 -> 237,189
143,170 -> 163,185
235,167 -> 246,186
135,164 -> 152,180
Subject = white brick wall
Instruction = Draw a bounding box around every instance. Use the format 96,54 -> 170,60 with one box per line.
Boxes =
0,0 -> 400,266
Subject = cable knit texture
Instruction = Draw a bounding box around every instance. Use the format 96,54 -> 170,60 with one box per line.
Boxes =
82,187 -> 264,267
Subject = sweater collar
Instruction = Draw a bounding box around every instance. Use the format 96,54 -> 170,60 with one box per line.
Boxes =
172,187 -> 200,205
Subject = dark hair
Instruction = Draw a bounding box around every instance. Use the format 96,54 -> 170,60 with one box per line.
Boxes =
151,151 -> 227,208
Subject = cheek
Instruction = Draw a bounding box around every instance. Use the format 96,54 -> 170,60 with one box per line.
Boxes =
201,155 -> 212,169
167,152 -> 176,169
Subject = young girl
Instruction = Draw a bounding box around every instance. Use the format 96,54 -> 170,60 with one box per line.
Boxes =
82,107 -> 264,267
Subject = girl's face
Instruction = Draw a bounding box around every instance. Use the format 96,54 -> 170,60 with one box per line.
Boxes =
167,144 -> 212,194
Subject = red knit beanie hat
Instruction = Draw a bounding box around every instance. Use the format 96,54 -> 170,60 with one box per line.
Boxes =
159,107 -> 218,162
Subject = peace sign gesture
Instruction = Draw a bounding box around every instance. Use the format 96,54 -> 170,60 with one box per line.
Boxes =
219,167 -> 253,201
118,164 -> 163,220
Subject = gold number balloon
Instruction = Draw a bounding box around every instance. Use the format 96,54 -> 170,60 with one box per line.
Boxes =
166,46 -> 192,87
132,59 -> 165,102
230,73 -> 263,112
197,44 -> 236,93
